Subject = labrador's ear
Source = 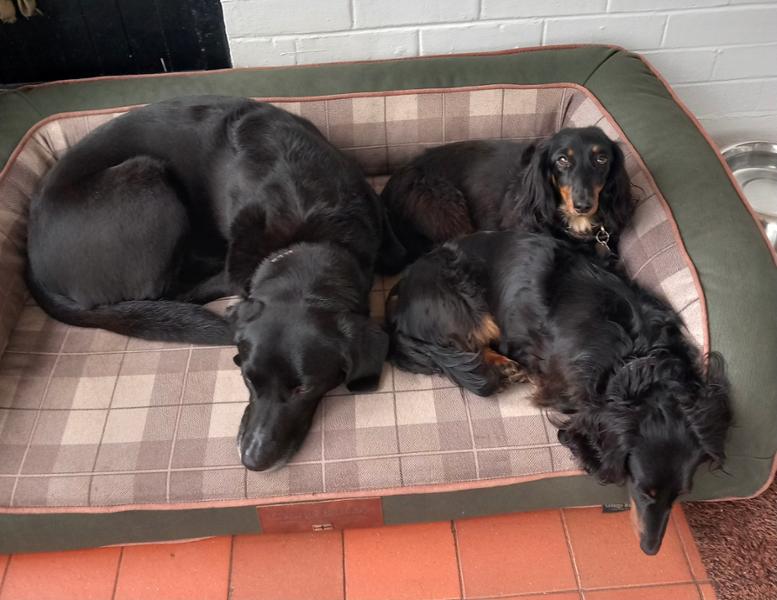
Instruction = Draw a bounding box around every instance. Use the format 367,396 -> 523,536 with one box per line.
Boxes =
339,313 -> 389,392
225,299 -> 264,326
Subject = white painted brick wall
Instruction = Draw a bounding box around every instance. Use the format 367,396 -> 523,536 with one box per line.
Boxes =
221,0 -> 777,146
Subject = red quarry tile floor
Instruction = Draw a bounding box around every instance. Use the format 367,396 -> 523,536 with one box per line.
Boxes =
345,522 -> 460,600
231,530 -> 343,600
456,510 -> 576,597
0,507 -> 716,600
0,547 -> 120,600
564,506 -> 692,589
114,536 -> 231,600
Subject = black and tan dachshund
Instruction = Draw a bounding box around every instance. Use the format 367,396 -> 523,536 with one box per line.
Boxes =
27,96 -> 405,471
382,127 -> 633,263
386,231 -> 732,555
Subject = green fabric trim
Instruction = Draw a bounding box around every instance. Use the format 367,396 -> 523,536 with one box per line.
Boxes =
584,52 -> 777,483
383,474 -> 628,524
383,455 -> 774,526
0,506 -> 260,554
0,452 -> 770,553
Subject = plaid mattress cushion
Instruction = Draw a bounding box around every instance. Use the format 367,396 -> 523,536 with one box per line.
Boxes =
0,87 -> 705,509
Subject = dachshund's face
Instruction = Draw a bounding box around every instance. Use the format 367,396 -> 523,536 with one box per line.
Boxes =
626,416 -> 706,555
232,300 -> 387,471
546,127 -> 621,235
558,353 -> 731,555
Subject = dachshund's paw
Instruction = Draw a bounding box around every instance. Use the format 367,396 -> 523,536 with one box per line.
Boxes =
499,359 -> 529,387
482,348 -> 528,390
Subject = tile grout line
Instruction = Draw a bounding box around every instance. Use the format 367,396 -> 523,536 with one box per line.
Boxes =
673,509 -> 704,580
110,546 -> 124,600
450,520 -> 466,600
0,552 -> 12,596
671,510 -> 708,598
341,529 -> 347,600
559,509 -> 583,593
226,535 -> 235,600
461,581 -> 705,599
8,328 -> 69,507
470,589 -> 579,599
584,580 -> 700,592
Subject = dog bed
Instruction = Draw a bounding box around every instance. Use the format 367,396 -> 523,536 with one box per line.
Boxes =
0,45 -> 775,553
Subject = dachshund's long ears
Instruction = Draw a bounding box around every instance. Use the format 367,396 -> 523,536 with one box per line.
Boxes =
515,140 -> 557,230
601,142 -> 634,233
338,313 -> 389,392
555,402 -> 633,485
686,351 -> 732,468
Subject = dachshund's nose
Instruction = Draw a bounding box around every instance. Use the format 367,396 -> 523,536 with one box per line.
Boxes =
573,199 -> 593,214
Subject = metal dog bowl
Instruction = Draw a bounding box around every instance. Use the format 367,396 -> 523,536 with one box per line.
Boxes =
721,141 -> 777,249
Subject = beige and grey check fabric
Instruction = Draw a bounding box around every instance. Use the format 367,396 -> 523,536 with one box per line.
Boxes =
0,87 -> 704,509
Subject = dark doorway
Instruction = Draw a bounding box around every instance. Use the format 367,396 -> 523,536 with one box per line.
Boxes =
0,0 -> 231,85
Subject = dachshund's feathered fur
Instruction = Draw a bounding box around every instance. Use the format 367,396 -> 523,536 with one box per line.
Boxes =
386,231 -> 732,555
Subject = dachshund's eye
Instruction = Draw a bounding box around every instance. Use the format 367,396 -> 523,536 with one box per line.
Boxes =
595,154 -> 609,166
556,156 -> 570,169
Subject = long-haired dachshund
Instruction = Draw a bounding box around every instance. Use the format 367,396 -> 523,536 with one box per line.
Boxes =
386,231 -> 732,555
27,96 -> 405,471
382,127 -> 633,263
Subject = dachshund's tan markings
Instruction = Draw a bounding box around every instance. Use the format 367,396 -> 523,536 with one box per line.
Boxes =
468,313 -> 500,347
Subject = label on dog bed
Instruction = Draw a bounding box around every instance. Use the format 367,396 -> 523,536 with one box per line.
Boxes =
602,503 -> 631,513
258,498 -> 383,533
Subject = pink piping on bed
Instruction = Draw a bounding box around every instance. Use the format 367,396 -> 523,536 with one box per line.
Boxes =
0,468 -> 586,515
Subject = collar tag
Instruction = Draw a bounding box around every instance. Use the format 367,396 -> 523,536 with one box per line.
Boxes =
595,226 -> 611,248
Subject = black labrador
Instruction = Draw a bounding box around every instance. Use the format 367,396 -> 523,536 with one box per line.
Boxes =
386,231 -> 731,555
27,95 -> 404,471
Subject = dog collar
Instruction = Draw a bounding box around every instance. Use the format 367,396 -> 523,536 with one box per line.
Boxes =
565,224 -> 611,252
595,226 -> 610,248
